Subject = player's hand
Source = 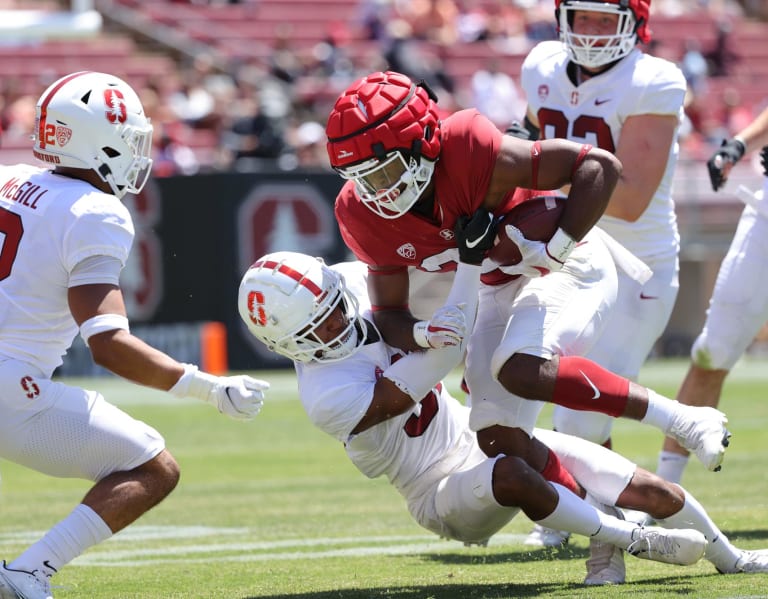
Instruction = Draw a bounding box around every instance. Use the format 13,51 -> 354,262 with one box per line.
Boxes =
454,208 -> 497,265
499,224 -> 566,278
414,304 -> 467,349
210,375 -> 268,420
707,138 -> 746,191
505,120 -> 531,140
169,365 -> 269,421
761,145 -> 768,177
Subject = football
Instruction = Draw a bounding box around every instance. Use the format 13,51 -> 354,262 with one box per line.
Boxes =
488,196 -> 566,266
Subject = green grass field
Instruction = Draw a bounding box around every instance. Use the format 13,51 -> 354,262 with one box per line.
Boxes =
1,358 -> 767,598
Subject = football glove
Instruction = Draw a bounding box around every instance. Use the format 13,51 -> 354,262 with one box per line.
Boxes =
169,364 -> 268,420
505,120 -> 532,140
707,137 -> 746,191
499,224 -> 575,278
413,304 -> 467,349
761,145 -> 768,177
454,208 -> 497,265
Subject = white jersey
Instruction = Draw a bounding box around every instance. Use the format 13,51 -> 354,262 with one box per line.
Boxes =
295,262 -> 475,500
522,41 -> 686,260
0,164 -> 134,376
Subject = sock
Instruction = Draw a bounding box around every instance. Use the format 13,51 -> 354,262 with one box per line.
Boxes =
552,356 -> 629,417
535,484 -> 635,548
640,389 -> 677,431
10,504 -> 112,578
540,448 -> 580,496
656,450 -> 689,484
657,488 -> 741,572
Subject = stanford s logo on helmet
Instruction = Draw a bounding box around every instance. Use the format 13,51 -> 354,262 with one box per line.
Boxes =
33,71 -> 153,199
326,71 -> 442,219
555,0 -> 651,69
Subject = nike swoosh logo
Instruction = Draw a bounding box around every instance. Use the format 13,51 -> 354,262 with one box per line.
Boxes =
639,293 -> 658,300
579,370 -> 601,399
595,98 -> 611,105
464,218 -> 493,248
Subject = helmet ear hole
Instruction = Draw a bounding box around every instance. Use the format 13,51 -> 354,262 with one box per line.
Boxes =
102,147 -> 120,158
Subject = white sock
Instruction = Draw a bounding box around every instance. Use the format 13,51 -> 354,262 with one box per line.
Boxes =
10,504 -> 112,578
656,451 -> 689,484
657,487 -> 741,572
640,389 -> 677,432
534,484 -> 636,548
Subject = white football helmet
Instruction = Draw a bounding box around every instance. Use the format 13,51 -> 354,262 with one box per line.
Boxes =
556,0 -> 651,69
32,71 -> 153,199
238,251 -> 367,363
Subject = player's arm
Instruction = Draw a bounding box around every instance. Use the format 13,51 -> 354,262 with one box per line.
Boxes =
607,113 -> 678,221
69,279 -> 267,420
735,105 -> 768,153
487,135 -> 621,242
708,105 -> 768,191
368,265 -> 423,352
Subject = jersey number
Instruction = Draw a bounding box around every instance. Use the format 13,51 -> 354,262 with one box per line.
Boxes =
403,384 -> 441,437
0,207 -> 23,281
538,108 -> 616,153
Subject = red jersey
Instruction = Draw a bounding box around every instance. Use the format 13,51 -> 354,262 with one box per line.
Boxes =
335,109 -> 539,285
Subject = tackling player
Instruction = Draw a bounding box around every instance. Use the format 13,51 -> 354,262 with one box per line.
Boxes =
517,0 -> 687,562
238,249 -> 768,582
656,105 -> 768,484
0,72 -> 268,599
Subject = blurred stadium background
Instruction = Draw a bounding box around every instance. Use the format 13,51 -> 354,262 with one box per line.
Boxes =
2,0 -> 766,374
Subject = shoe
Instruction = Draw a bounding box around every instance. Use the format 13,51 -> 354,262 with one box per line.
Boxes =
717,549 -> 768,574
627,527 -> 707,565
524,524 -> 570,547
584,504 -> 625,585
621,508 -> 654,527
667,406 -> 731,472
0,561 -> 52,599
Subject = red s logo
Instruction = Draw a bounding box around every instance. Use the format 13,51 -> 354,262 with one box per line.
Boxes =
20,375 -> 40,399
104,89 -> 127,124
247,291 -> 267,326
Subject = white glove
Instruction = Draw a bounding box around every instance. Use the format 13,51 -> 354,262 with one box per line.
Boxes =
169,364 -> 268,421
413,304 -> 467,349
499,225 -> 576,278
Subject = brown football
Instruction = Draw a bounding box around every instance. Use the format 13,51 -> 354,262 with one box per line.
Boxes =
488,196 -> 566,266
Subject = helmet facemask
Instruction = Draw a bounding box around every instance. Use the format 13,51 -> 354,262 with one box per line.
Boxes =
336,150 -> 436,219
558,1 -> 638,69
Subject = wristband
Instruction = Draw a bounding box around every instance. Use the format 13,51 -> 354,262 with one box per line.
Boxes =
545,228 -> 577,264
413,321 -> 431,349
733,136 -> 747,158
168,363 -> 217,402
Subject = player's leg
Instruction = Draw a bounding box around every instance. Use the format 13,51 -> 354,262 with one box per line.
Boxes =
553,259 -> 679,447
0,367 -> 177,592
659,203 -> 768,482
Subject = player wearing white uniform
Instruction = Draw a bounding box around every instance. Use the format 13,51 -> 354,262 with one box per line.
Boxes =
518,0 -> 686,562
0,72 -> 268,599
657,105 -> 768,484
238,250 -> 768,583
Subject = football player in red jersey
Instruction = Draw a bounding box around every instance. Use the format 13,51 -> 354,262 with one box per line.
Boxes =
325,70 -> 731,573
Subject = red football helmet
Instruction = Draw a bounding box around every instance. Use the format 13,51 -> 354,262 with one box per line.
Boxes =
555,0 -> 651,69
326,71 -> 442,219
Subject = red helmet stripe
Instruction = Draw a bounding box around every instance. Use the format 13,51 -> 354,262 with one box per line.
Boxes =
37,71 -> 93,149
252,260 -> 323,297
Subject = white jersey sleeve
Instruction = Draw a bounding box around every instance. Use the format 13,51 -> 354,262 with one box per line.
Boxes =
0,164 -> 134,376
522,42 -> 685,260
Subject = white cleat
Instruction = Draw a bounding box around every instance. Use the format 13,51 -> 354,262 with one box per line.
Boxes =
667,406 -> 731,471
717,549 -> 768,574
627,527 -> 707,566
524,524 -> 570,548
0,561 -> 52,599
584,503 -> 625,586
